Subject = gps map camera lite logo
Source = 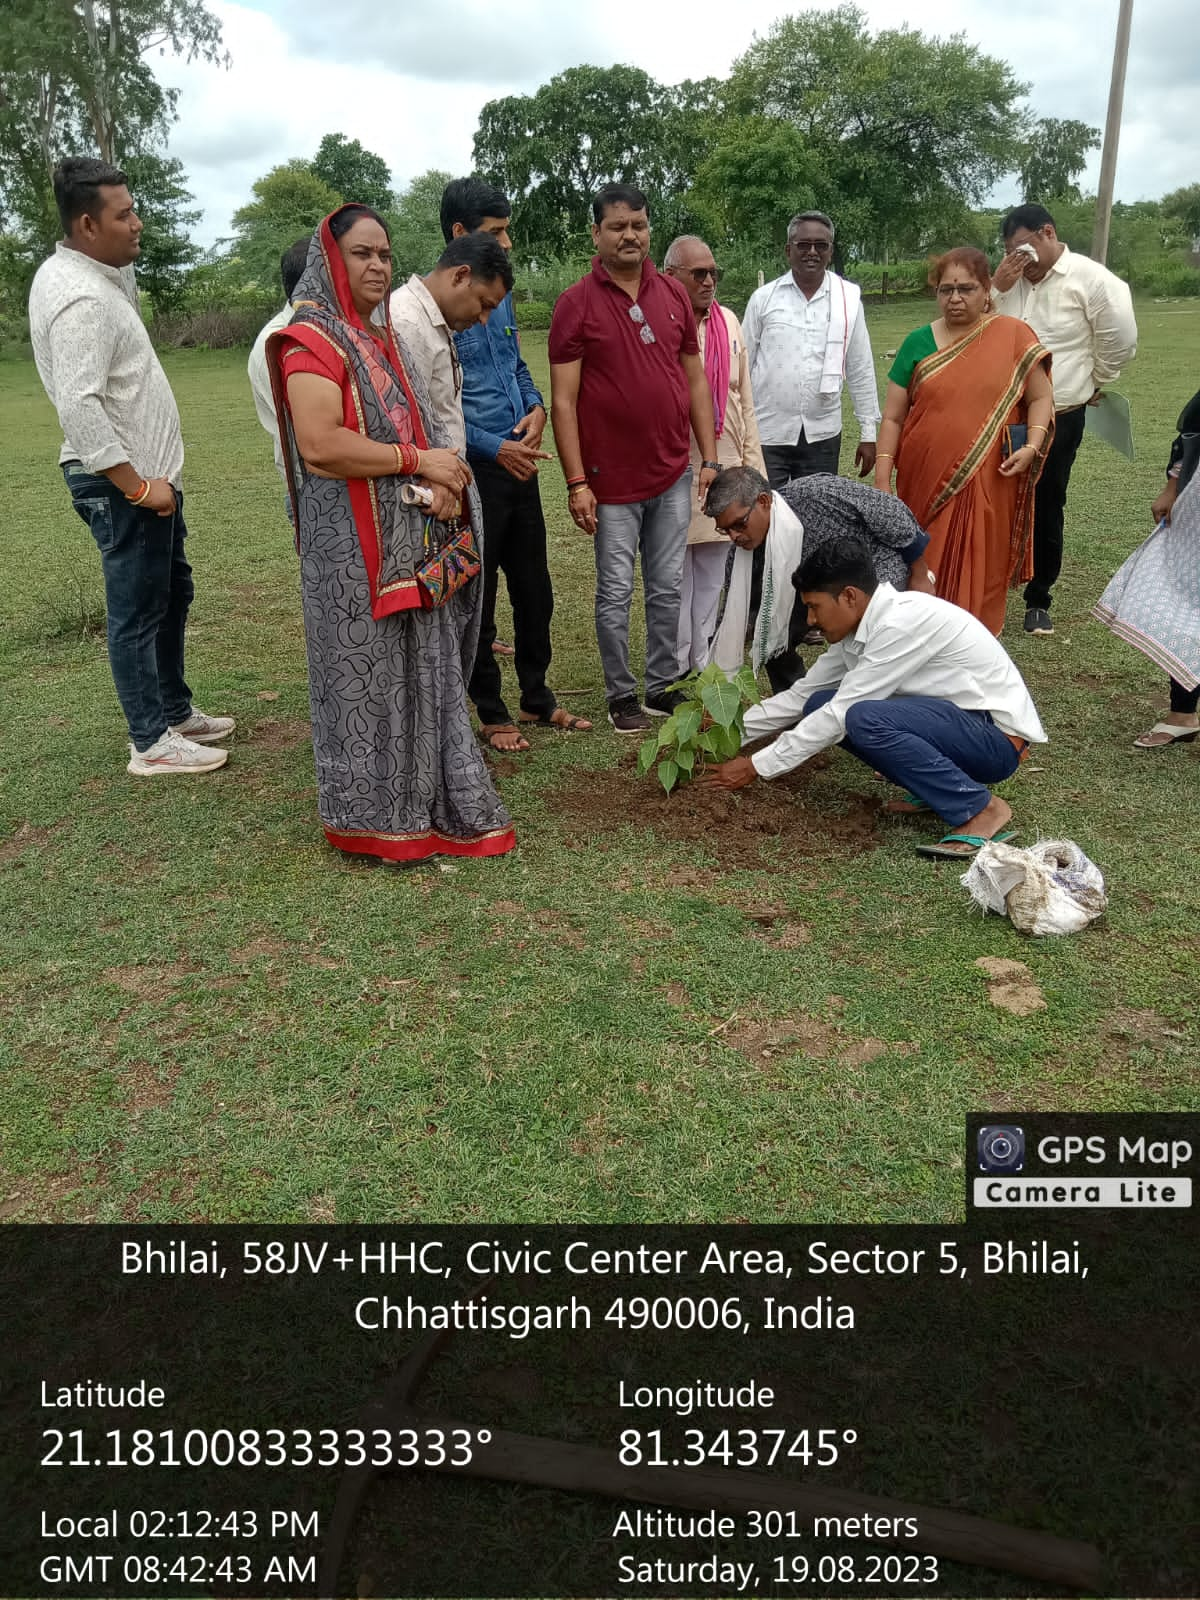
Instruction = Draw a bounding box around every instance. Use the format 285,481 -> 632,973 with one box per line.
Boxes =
977,1126 -> 1025,1173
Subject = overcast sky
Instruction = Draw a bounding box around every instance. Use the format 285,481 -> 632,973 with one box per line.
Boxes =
157,0 -> 1193,250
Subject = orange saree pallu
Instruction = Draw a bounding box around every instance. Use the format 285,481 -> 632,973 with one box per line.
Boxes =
896,317 -> 1052,634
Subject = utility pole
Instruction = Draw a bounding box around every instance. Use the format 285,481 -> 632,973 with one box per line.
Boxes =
1091,0 -> 1134,262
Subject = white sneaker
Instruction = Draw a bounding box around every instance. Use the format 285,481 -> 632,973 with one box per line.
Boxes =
169,709 -> 236,743
127,730 -> 229,776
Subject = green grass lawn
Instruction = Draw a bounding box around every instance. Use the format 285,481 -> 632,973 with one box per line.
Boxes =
1,301 -> 1197,1226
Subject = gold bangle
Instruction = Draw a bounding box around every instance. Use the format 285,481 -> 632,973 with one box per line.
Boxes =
126,479 -> 151,505
568,483 -> 588,498
876,452 -> 893,461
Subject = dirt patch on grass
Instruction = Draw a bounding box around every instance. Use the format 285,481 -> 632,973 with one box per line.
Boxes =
742,905 -> 813,948
657,981 -> 690,1007
246,716 -> 311,751
102,963 -> 194,998
122,1059 -> 181,1114
0,821 -> 66,866
722,1012 -> 903,1068
229,935 -> 289,963
532,908 -> 587,949
975,956 -> 1046,1016
544,758 -> 880,869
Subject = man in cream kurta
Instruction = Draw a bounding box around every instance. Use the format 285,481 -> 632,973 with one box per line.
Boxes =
665,235 -> 765,671
741,211 -> 879,488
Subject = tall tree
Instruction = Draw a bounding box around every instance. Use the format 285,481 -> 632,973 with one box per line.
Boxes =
1162,183 -> 1200,241
389,167 -> 452,276
311,133 -> 394,214
1014,118 -> 1101,204
473,65 -> 718,258
122,150 -> 199,307
688,118 -> 828,247
228,160 -> 340,287
0,0 -> 224,280
723,6 -> 1026,258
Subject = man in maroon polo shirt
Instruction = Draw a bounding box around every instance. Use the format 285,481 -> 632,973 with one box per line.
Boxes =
549,184 -> 719,732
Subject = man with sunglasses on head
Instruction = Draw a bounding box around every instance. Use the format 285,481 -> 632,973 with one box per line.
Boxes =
550,185 -> 720,733
664,235 -> 765,674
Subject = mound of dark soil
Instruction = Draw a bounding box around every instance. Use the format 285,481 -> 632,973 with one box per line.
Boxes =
543,752 -> 881,870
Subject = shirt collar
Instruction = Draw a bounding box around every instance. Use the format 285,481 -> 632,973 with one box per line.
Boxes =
56,239 -> 129,288
849,582 -> 896,651
591,255 -> 656,290
778,268 -> 830,300
1048,244 -> 1071,277
408,273 -> 448,331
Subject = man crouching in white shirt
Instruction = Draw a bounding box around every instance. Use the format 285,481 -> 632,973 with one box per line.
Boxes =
700,538 -> 1047,859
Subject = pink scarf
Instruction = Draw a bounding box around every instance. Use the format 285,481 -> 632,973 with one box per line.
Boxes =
703,301 -> 731,438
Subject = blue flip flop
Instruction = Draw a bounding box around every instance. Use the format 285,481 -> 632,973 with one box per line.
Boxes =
916,830 -> 1016,860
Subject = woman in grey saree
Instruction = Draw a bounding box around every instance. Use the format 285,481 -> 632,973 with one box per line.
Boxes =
268,204 -> 514,861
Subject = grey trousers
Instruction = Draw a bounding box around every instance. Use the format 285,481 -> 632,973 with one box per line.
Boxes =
594,469 -> 692,703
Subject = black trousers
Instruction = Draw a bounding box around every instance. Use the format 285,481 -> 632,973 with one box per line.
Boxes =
761,430 -> 842,490
467,460 -> 556,727
1023,405 -> 1087,611
1170,679 -> 1200,714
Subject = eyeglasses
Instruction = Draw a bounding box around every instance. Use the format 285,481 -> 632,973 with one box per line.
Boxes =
936,283 -> 982,298
791,239 -> 832,253
719,508 -> 754,535
628,302 -> 656,345
684,266 -> 722,283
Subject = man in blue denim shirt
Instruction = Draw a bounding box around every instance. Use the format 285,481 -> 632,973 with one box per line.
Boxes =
442,177 -> 592,751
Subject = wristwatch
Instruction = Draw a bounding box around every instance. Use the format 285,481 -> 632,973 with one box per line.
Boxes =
701,460 -> 720,472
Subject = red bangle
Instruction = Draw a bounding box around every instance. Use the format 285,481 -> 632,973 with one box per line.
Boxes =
565,475 -> 587,488
393,442 -> 420,476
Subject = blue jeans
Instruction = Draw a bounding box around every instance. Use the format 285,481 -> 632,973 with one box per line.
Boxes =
594,470 -> 692,703
803,689 -> 1020,828
63,464 -> 194,751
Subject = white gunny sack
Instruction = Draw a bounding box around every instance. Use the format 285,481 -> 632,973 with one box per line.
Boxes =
961,839 -> 1107,937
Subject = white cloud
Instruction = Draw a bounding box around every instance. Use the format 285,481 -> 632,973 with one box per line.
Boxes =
158,0 -> 1195,249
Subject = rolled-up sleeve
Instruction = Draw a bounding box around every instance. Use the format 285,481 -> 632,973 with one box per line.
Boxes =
49,297 -> 125,472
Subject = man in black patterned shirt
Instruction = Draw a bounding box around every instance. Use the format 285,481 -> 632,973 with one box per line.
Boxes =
705,466 -> 935,692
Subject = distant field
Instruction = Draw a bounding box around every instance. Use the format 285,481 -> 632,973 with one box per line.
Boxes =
0,299 -> 1196,1226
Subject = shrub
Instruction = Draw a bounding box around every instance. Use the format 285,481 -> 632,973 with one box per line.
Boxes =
637,663 -> 760,794
511,299 -> 552,330
1134,260 -> 1200,298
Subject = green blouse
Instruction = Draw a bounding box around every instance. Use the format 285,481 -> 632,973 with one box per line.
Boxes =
888,325 -> 937,389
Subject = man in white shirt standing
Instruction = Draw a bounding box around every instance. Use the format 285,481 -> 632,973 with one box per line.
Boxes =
742,211 -> 880,490
701,538 -> 1046,860
28,157 -> 233,776
992,203 -> 1138,637
247,236 -> 311,485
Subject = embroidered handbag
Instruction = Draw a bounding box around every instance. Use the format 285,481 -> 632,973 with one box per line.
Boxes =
415,515 -> 481,610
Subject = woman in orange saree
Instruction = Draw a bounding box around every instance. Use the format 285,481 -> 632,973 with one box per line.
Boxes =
875,248 -> 1055,634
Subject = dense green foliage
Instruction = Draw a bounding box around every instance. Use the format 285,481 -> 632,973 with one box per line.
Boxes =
1,1 -> 1196,343
0,0 -> 225,318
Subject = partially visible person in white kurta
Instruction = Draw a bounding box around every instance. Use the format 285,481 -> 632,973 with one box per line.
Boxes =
664,235 -> 765,672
